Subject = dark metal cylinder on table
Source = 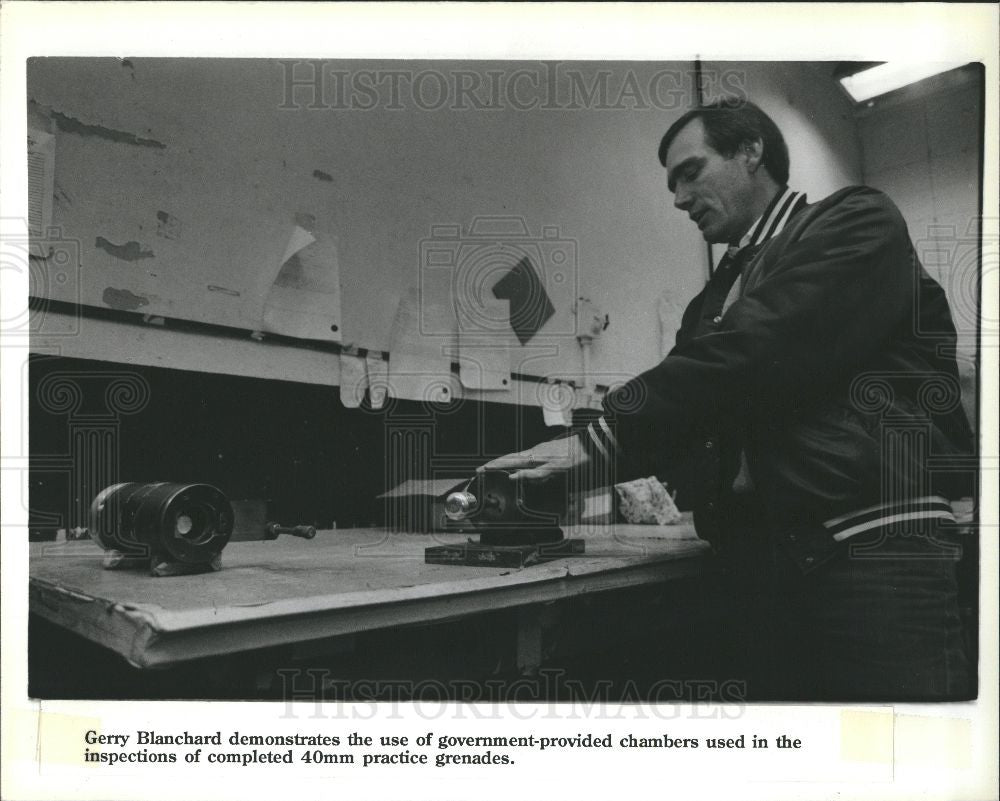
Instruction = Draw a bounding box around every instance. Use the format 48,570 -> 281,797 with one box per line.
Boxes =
443,470 -> 564,545
90,482 -> 234,564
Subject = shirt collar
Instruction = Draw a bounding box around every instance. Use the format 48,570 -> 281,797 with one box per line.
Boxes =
729,186 -> 807,256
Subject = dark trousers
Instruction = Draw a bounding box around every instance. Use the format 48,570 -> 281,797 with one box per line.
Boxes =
717,503 -> 972,702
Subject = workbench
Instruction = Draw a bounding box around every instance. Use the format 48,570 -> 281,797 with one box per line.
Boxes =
29,522 -> 714,698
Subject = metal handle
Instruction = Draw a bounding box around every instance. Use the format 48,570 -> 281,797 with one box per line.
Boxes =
264,523 -> 317,540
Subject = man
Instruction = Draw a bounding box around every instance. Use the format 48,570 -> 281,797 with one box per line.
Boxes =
484,100 -> 975,701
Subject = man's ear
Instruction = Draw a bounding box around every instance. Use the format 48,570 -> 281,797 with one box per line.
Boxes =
741,138 -> 764,174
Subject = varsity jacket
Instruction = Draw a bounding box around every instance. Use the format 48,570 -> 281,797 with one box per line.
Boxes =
579,186 -> 975,572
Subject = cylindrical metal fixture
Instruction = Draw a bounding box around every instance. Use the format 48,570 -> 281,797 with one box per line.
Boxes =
443,471 -> 564,545
444,491 -> 478,521
90,482 -> 234,564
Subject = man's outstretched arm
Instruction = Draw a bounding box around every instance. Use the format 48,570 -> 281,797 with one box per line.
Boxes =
585,187 -> 917,478
478,430 -> 590,481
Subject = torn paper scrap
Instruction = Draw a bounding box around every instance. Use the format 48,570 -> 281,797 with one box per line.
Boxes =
457,297 -> 514,390
614,476 -> 683,525
365,354 -> 389,410
584,388 -> 605,411
542,404 -> 572,427
251,224 -> 312,307
339,353 -> 368,409
282,225 -> 315,265
387,288 -> 458,403
262,226 -> 342,342
537,380 -> 575,427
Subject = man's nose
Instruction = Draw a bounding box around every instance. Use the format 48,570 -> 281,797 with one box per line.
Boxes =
673,187 -> 692,211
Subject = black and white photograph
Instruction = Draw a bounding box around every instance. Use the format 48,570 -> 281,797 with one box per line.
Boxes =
2,4 -> 997,801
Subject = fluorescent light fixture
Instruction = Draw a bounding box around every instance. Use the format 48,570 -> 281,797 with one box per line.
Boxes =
839,62 -> 969,103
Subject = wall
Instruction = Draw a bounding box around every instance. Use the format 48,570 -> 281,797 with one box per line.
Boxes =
700,61 -> 864,266
855,65 -> 982,430
703,62 -> 862,199
857,66 -> 982,367
29,59 -> 863,399
25,60 -> 866,530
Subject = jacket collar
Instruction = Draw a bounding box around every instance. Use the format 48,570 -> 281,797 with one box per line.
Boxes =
730,186 -> 808,256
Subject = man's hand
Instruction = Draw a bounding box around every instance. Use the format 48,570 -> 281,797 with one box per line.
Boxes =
478,435 -> 590,481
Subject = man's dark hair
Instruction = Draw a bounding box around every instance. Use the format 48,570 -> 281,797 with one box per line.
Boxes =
657,99 -> 790,185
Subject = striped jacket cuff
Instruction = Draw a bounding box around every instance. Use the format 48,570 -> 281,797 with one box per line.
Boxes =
576,415 -> 619,468
823,495 -> 956,542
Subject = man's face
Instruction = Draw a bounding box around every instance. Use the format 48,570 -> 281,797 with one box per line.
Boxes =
664,117 -> 758,244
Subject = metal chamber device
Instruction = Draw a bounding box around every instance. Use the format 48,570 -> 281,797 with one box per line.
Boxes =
90,482 -> 234,565
442,470 -> 564,545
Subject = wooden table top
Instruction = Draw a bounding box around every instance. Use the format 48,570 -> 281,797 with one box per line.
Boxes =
29,522 -> 709,668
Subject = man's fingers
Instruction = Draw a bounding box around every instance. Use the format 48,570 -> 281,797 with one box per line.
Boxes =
509,466 -> 554,482
479,451 -> 535,471
479,457 -> 522,471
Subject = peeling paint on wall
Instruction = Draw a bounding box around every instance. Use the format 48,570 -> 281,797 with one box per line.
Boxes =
103,287 -> 150,310
312,169 -> 334,182
155,210 -> 181,239
207,285 -> 241,297
49,109 -> 166,149
95,237 -> 155,261
294,212 -> 316,230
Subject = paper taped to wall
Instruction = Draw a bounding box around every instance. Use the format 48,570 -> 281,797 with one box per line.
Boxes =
366,354 -> 389,410
387,288 -> 458,403
538,380 -> 575,427
542,404 -> 572,427
281,225 -> 316,264
456,297 -> 515,390
338,352 -> 368,409
28,126 -> 55,245
262,225 -> 343,342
